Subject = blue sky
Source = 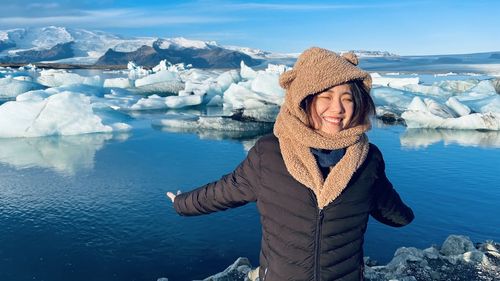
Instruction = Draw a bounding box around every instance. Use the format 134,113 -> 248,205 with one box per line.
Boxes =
0,0 -> 498,55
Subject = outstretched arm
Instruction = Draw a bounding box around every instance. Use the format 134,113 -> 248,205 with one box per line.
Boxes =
170,141 -> 261,216
370,154 -> 414,227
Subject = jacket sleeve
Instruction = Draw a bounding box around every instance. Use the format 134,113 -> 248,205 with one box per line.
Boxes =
370,152 -> 414,227
173,140 -> 261,216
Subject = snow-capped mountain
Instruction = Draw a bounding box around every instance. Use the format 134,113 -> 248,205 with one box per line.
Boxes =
0,26 -> 269,67
0,26 -> 404,68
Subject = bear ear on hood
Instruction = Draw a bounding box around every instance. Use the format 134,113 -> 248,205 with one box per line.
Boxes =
341,52 -> 359,66
279,69 -> 296,90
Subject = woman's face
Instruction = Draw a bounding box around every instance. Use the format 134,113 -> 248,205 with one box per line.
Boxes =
309,84 -> 354,134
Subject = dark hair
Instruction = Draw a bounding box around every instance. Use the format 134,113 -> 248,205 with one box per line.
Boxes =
301,80 -> 375,128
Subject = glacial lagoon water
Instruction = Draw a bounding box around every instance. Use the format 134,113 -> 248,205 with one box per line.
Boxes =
0,123 -> 499,281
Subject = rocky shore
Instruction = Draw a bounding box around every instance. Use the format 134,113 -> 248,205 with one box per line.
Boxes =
158,235 -> 500,281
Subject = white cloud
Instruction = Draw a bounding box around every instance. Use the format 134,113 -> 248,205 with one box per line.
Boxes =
27,2 -> 61,9
0,8 -> 237,28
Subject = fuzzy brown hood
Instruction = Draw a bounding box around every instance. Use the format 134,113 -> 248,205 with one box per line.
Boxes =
279,47 -> 372,124
274,47 -> 372,209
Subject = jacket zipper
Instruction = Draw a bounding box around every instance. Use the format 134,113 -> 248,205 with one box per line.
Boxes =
314,208 -> 324,281
262,267 -> 268,281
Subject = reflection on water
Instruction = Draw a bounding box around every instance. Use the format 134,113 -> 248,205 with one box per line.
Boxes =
400,128 -> 500,148
0,133 -> 130,174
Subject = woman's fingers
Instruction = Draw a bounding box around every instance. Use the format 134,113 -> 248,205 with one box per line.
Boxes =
166,192 -> 176,202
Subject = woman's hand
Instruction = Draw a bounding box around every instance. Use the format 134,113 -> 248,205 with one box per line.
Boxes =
166,190 -> 182,203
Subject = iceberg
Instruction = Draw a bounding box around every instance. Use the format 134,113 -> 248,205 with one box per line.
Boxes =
371,72 -> 420,88
0,92 -> 131,138
37,69 -> 102,87
371,86 -> 415,114
152,114 -> 273,139
129,94 -> 203,110
135,70 -> 182,87
127,61 -> 151,79
103,78 -> 133,88
223,62 -> 285,111
402,97 -> 499,130
0,77 -> 45,98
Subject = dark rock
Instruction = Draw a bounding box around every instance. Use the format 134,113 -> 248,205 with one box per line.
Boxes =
203,235 -> 500,281
201,257 -> 252,281
492,78 -> 500,94
0,42 -> 75,63
440,235 -> 475,256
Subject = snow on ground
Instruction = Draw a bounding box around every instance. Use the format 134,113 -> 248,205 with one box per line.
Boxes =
0,61 -> 499,139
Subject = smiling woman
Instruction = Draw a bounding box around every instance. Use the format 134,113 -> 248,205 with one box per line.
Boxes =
302,81 -> 375,135
167,47 -> 414,281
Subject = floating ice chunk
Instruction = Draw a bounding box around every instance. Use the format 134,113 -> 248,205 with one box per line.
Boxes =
135,70 -> 182,87
18,64 -> 38,72
407,96 -> 429,112
153,114 -> 273,132
37,69 -> 102,87
223,83 -> 265,109
152,60 -> 168,72
424,98 -> 456,118
101,89 -> 141,110
469,80 -> 496,94
13,76 -> 33,82
446,97 -> 471,117
371,87 -> 415,113
402,111 -> 499,130
240,61 -> 257,80
207,95 -> 223,106
127,61 -> 151,79
0,92 -> 129,138
250,72 -> 284,104
371,72 -> 420,88
265,64 -> 290,74
241,105 -> 281,122
402,84 -> 451,98
130,94 -> 168,110
216,70 -> 241,92
16,89 -> 51,101
134,81 -> 185,96
437,80 -> 477,92
452,92 -> 500,114
434,72 -> 457,77
103,78 -> 133,88
402,97 -> 499,130
0,77 -> 45,98
130,94 -> 203,110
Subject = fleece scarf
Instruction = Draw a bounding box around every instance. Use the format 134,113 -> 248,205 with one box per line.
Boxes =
274,104 -> 370,210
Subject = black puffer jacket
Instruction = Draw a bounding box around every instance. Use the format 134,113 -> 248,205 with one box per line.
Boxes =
174,134 -> 414,281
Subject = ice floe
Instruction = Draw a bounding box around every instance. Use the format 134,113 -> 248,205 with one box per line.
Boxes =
402,96 -> 499,130
0,77 -> 45,98
0,92 -> 130,138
